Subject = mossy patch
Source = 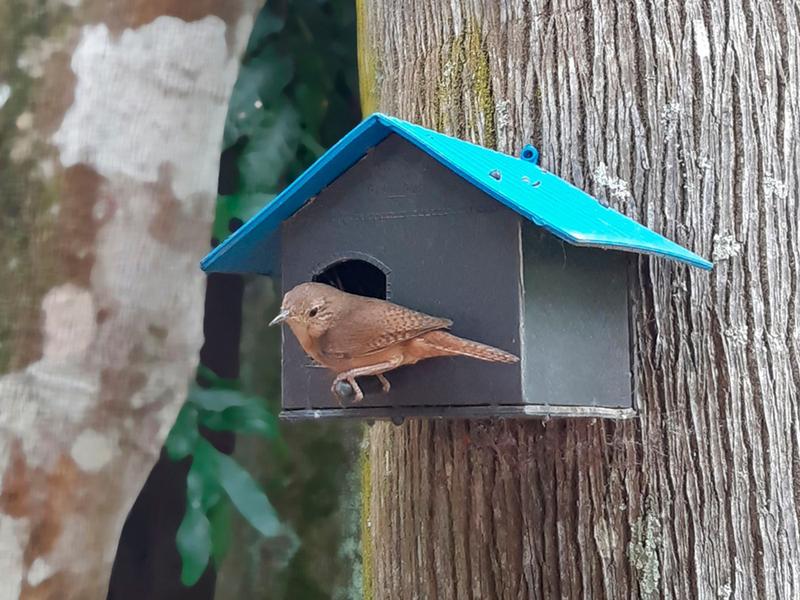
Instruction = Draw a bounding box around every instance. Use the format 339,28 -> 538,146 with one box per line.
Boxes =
359,432 -> 373,600
0,0 -> 71,372
465,26 -> 496,147
435,25 -> 496,147
356,0 -> 380,116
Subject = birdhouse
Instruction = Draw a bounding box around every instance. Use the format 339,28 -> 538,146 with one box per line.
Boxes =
201,113 -> 711,422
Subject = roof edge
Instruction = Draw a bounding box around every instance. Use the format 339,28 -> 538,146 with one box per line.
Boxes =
201,113 -> 392,272
201,112 -> 713,273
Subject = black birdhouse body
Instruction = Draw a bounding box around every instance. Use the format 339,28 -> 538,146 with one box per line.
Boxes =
202,114 -> 711,421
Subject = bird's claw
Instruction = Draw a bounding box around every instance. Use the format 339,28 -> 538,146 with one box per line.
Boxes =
332,380 -> 355,405
332,377 -> 364,406
332,375 -> 389,406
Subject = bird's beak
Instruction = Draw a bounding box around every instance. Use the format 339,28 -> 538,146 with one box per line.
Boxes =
269,309 -> 290,326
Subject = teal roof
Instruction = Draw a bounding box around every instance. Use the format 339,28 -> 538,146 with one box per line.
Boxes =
202,113 -> 712,274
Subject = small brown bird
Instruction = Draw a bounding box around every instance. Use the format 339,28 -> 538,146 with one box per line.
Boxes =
270,282 -> 519,404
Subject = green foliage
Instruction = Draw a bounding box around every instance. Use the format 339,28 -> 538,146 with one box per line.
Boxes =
167,0 -> 360,592
210,440 -> 283,538
164,403 -> 199,461
208,499 -> 232,565
168,367 -> 286,586
213,0 -> 359,243
176,499 -> 212,586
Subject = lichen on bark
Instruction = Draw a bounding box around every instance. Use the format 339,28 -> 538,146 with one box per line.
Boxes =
628,504 -> 662,598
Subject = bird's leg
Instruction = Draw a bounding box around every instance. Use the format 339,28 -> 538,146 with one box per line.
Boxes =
332,358 -> 402,405
376,373 -> 391,393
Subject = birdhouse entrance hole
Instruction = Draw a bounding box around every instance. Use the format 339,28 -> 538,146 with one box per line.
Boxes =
312,258 -> 387,299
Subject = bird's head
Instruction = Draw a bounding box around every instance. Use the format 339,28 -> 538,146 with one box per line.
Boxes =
269,282 -> 340,338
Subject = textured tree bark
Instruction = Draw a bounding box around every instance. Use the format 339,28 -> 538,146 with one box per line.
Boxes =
0,2 -> 260,599
359,0 -> 799,598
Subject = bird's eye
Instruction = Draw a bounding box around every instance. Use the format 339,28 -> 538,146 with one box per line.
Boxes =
308,307 -> 319,318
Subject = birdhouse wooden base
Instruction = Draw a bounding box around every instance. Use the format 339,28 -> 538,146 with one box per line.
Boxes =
279,404 -> 637,424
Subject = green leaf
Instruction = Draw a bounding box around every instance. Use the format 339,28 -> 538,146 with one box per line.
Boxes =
212,192 -> 275,243
218,453 -> 283,538
176,504 -> 211,586
298,129 -> 326,160
187,449 -> 222,511
244,10 -> 285,58
208,500 -> 232,566
237,103 -> 301,193
164,404 -> 199,461
224,53 -> 293,147
187,385 -> 258,412
199,403 -> 279,439
196,365 -> 241,391
196,439 -> 283,538
294,81 -> 328,131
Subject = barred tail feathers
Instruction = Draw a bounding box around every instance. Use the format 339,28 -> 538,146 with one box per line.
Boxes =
419,330 -> 519,364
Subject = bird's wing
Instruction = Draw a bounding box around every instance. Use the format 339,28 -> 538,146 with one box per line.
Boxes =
320,299 -> 452,359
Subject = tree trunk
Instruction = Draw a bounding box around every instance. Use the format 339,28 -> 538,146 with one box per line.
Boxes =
358,0 -> 799,598
0,2 -> 260,598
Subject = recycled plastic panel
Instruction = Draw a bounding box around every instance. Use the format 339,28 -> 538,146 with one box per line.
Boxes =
280,134 -> 523,413
521,223 -> 633,409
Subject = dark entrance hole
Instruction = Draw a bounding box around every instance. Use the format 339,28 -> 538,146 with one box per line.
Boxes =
313,259 -> 387,299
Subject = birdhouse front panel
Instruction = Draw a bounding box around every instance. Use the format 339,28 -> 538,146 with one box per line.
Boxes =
280,134 -> 523,414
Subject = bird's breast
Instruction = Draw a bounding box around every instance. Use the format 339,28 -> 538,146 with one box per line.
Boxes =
288,321 -> 450,374
287,323 -> 324,362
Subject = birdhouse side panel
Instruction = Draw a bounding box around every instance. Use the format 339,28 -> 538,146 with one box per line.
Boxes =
280,134 -> 523,413
521,224 -> 633,410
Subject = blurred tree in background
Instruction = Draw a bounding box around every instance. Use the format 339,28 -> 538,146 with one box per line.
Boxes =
109,1 -> 361,599
0,0 -> 263,598
212,2 -> 362,597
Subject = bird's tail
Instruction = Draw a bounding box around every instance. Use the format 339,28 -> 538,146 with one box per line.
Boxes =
419,330 -> 519,364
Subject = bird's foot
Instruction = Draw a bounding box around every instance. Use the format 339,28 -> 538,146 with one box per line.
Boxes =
332,380 -> 355,406
332,376 -> 364,405
333,360 -> 401,406
376,373 -> 391,393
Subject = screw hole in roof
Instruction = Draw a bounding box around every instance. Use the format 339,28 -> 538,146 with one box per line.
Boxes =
521,175 -> 541,188
489,169 -> 502,181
